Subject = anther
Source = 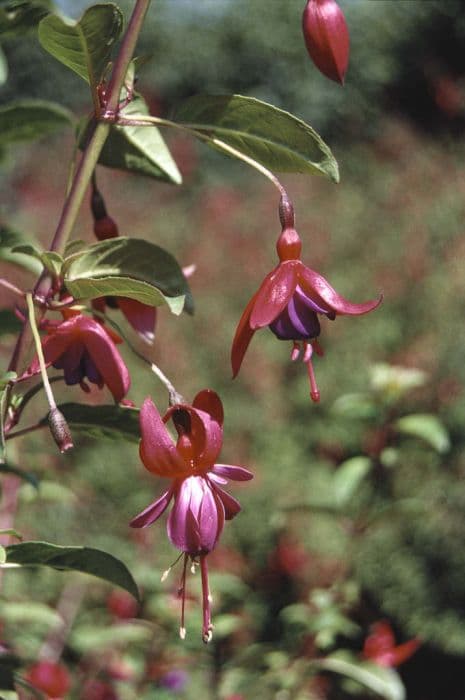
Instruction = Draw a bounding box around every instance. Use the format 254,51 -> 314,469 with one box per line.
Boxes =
291,341 -> 301,362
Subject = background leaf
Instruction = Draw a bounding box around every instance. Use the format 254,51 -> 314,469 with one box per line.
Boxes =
315,654 -> 405,700
84,94 -> 182,183
0,100 -> 73,146
173,94 -> 339,181
0,462 -> 39,489
332,457 -> 372,508
5,541 -> 140,601
38,3 -> 123,87
0,0 -> 52,36
39,402 -> 140,442
0,226 -> 42,274
0,311 -> 22,337
63,237 -> 192,315
395,414 -> 450,453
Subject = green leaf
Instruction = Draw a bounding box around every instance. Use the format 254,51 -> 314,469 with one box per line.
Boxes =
0,100 -> 73,146
63,237 -> 192,315
39,402 -> 140,442
395,413 -> 450,453
0,0 -> 53,36
0,600 -> 61,627
315,654 -> 405,700
0,462 -> 39,489
332,393 -> 378,420
5,541 -> 140,601
0,226 -> 42,274
38,3 -> 123,87
84,94 -> 182,183
173,94 -> 339,182
71,622 -> 150,653
332,457 -> 372,508
11,245 -> 63,277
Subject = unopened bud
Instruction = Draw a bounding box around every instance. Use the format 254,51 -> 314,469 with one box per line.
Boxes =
90,186 -> 107,220
48,408 -> 74,453
302,0 -> 350,85
93,215 -> 119,241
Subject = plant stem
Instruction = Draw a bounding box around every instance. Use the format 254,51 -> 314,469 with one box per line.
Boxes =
105,0 -> 152,115
5,422 -> 45,441
0,278 -> 24,300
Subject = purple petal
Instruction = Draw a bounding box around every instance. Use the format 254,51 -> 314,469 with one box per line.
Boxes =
167,476 -> 224,555
212,464 -> 254,481
211,483 -> 241,520
130,488 -> 173,528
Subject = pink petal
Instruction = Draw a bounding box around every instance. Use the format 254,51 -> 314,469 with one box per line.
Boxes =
300,266 -> 382,316
129,488 -> 173,528
117,297 -> 157,343
76,316 -> 130,401
193,389 -> 224,426
165,402 -> 224,471
212,464 -> 254,481
249,262 -> 298,329
211,484 -> 241,520
139,398 -> 186,477
28,330 -> 72,374
231,291 -> 258,378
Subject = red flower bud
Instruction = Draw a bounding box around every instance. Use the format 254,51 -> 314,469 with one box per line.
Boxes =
26,660 -> 71,698
94,215 -> 119,241
302,0 -> 349,85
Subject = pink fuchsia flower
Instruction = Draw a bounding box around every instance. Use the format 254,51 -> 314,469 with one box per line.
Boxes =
130,389 -> 253,642
231,206 -> 381,402
363,621 -> 421,667
302,0 -> 350,84
29,311 -> 130,402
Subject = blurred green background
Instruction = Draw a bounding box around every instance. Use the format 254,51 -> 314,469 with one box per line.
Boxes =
2,1 -> 465,699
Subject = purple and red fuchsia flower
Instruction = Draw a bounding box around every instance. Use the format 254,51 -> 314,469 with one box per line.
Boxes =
28,310 -> 130,403
231,195 -> 381,401
130,389 -> 253,642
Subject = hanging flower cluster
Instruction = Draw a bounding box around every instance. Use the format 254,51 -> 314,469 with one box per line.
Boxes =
130,389 -> 253,642
231,195 -> 381,401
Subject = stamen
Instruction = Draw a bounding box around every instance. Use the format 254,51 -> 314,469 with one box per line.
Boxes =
179,554 -> 189,638
200,555 -> 213,644
312,339 -> 324,357
306,357 -> 320,403
303,341 -> 313,364
290,341 -> 301,362
161,551 -> 184,582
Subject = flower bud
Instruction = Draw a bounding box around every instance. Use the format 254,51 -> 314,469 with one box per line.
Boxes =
94,215 -> 119,240
26,660 -> 71,698
302,0 -> 349,85
48,408 -> 74,453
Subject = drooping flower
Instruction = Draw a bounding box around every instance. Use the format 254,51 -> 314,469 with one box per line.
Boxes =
26,660 -> 71,699
130,389 -> 253,641
362,621 -> 420,667
231,200 -> 381,401
302,0 -> 350,84
29,312 -> 130,402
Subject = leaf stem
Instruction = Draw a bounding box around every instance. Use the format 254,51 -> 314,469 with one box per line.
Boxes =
116,114 -> 288,197
0,278 -> 24,300
5,422 -> 45,441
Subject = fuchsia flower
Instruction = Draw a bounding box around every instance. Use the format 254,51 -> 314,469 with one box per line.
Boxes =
231,203 -> 381,401
130,389 -> 253,641
29,311 -> 130,402
363,621 -> 421,667
302,0 -> 350,84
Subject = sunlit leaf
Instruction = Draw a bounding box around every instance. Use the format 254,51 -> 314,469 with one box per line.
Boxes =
0,44 -> 7,84
83,94 -> 182,183
395,413 -> 450,453
0,600 -> 61,627
0,100 -> 73,146
11,245 -> 63,277
332,392 -> 378,420
71,622 -> 150,653
174,94 -> 339,182
5,541 -> 140,601
315,653 -> 405,700
38,3 -> 123,87
39,402 -> 140,442
63,237 -> 192,315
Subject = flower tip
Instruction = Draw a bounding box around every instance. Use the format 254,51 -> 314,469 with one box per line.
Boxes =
179,627 -> 186,640
310,390 -> 321,403
203,628 -> 213,644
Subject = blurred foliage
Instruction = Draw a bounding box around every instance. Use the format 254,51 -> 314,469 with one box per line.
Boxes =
1,1 -> 465,699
